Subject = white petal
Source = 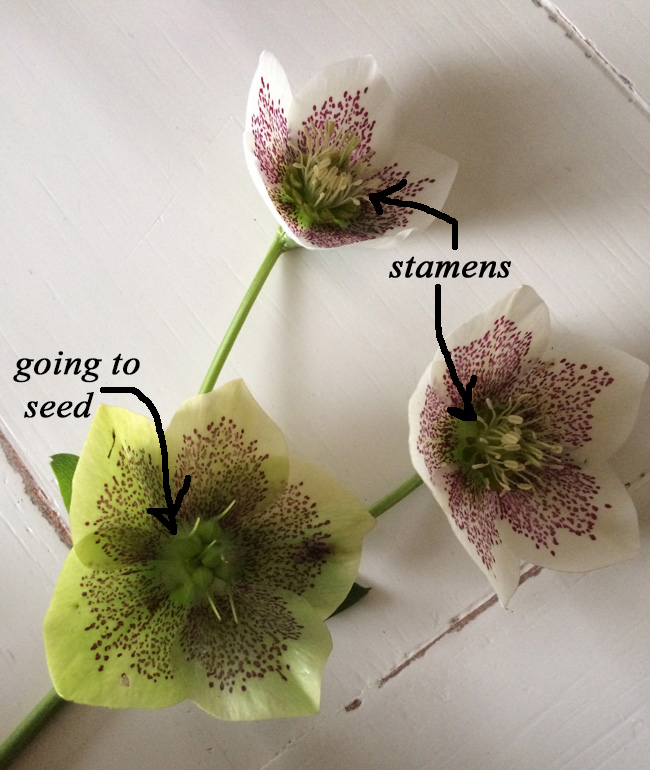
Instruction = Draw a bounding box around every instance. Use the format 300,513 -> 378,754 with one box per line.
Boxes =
409,363 -> 435,480
408,362 -> 456,480
428,286 -> 551,408
245,51 -> 294,133
244,51 -> 293,183
427,468 -> 521,607
524,333 -> 649,461
243,51 -> 298,239
371,142 -> 458,237
360,227 -> 415,249
497,462 -> 640,572
289,55 -> 395,161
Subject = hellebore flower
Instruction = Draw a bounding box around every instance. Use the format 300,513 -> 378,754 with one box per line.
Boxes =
409,286 -> 648,606
44,380 -> 374,720
244,51 -> 458,249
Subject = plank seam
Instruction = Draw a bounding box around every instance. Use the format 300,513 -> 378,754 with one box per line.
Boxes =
375,564 -> 543,690
0,428 -> 72,548
531,0 -> 650,117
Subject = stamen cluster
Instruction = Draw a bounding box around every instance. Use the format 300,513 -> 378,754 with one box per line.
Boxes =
281,121 -> 378,229
452,397 -> 563,494
158,504 -> 239,622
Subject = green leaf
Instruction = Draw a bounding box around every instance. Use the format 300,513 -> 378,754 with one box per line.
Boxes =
50,453 -> 79,513
328,582 -> 371,618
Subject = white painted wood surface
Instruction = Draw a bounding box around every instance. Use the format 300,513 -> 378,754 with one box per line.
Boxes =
2,1 -> 649,768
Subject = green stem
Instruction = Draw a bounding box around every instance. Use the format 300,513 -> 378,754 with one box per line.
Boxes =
198,227 -> 298,395
0,689 -> 64,769
369,473 -> 423,518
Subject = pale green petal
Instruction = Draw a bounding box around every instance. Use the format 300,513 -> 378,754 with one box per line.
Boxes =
44,551 -> 187,709
69,404 -> 164,545
74,527 -> 166,571
175,587 -> 332,720
165,380 -> 289,527
235,457 -> 374,619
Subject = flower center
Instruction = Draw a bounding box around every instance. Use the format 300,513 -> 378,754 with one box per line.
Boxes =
158,502 -> 239,622
281,121 -> 378,229
452,397 -> 563,494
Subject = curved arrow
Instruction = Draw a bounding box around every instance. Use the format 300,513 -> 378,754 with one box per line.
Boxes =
434,284 -> 477,421
100,386 -> 190,534
369,179 -> 458,250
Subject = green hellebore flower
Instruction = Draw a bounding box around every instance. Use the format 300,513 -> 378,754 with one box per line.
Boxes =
44,380 -> 374,720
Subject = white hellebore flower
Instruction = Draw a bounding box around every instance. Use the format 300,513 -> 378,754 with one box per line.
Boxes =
244,51 -> 458,249
409,286 -> 648,606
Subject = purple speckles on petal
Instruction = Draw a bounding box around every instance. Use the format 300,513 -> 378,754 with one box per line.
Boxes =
237,481 -> 335,596
446,315 -> 533,407
417,384 -> 456,477
179,587 -> 303,695
80,566 -> 184,683
443,470 -> 501,570
500,464 -> 602,554
172,416 -> 275,526
517,358 -> 614,449
251,77 -> 290,185
88,447 -> 165,565
299,88 -> 376,162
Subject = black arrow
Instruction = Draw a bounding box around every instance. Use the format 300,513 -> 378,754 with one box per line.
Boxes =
100,386 -> 190,534
369,178 -> 458,250
434,284 -> 477,421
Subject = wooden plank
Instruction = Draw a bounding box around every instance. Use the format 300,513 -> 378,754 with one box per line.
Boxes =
2,0 -> 649,767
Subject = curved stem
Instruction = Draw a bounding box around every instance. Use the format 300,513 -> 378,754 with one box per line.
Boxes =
199,227 -> 298,394
0,689 -> 64,769
369,473 -> 423,518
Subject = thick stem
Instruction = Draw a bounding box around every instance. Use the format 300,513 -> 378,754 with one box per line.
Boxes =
198,227 -> 298,395
369,473 -> 423,518
0,689 -> 64,769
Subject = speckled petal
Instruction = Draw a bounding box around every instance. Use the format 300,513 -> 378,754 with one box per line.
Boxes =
269,55 -> 395,250
74,527 -> 164,571
409,365 -> 457,482
518,334 -> 649,460
244,51 -> 293,191
289,55 -> 394,165
165,380 -> 289,528
497,462 -> 640,571
174,587 -> 332,720
69,404 -> 165,547
428,468 -> 521,607
428,285 -> 551,409
235,457 -> 375,619
367,142 -> 458,246
44,550 -> 187,709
